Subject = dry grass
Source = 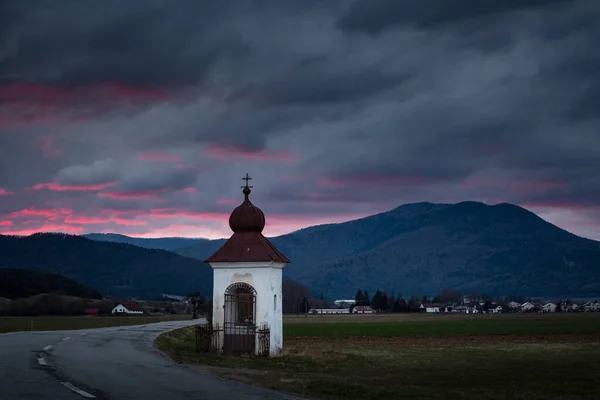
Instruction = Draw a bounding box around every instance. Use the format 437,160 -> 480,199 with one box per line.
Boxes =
0,314 -> 192,333
156,313 -> 600,400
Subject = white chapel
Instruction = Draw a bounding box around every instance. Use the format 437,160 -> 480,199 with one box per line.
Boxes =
205,174 -> 290,356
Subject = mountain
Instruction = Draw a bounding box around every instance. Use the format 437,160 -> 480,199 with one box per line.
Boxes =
175,201 -> 600,299
83,233 -> 207,251
0,233 -> 213,298
0,268 -> 102,300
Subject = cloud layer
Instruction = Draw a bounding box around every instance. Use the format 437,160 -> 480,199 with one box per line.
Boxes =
1,0 -> 599,240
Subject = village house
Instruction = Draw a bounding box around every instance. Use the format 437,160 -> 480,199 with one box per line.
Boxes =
488,304 -> 504,313
561,302 -> 580,312
111,302 -> 144,315
507,301 -> 521,310
520,302 -> 536,312
542,302 -> 557,312
352,306 -> 374,314
420,303 -> 451,313
583,301 -> 599,312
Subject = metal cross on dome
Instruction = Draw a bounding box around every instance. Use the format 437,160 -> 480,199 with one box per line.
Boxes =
241,173 -> 253,189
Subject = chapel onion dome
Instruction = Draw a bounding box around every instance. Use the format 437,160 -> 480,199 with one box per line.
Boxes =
228,187 -> 266,233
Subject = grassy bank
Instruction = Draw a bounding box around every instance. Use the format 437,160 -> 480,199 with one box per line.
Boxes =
156,314 -> 600,400
0,315 -> 191,333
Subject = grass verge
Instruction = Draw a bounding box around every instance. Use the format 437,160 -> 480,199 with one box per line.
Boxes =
0,315 -> 191,333
155,316 -> 600,400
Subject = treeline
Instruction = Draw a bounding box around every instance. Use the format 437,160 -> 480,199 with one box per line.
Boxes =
0,294 -> 111,316
354,289 -> 421,312
0,268 -> 102,300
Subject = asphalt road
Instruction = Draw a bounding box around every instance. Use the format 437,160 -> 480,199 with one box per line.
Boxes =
0,319 -> 300,400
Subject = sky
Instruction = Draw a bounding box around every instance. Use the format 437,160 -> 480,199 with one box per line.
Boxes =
1,0 -> 599,240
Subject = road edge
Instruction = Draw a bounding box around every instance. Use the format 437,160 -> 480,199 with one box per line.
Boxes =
145,318 -> 205,362
149,323 -> 305,400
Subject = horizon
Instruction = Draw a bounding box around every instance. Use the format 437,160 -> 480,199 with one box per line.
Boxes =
1,1 -> 599,241
3,200 -> 599,242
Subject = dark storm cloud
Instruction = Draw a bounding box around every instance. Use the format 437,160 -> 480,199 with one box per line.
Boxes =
1,0 -> 600,240
337,0 -> 574,35
0,0 -> 247,86
229,56 -> 413,106
0,0 -> 338,87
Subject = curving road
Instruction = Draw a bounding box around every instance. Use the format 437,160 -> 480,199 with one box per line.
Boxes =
0,319 -> 299,400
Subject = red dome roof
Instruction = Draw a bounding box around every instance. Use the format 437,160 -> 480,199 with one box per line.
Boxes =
228,187 -> 265,233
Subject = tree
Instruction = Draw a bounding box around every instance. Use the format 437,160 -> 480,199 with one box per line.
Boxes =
299,296 -> 309,314
363,290 -> 371,306
355,289 -> 364,305
393,295 -> 408,313
372,290 -> 383,311
187,292 -> 205,319
381,292 -> 389,311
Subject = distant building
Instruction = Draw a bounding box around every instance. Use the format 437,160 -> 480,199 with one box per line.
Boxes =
488,305 -> 504,314
507,301 -> 521,310
352,306 -> 374,314
583,301 -> 599,312
84,308 -> 99,316
112,302 -> 144,315
310,308 -> 350,314
420,303 -> 451,313
542,303 -> 557,312
333,300 -> 356,307
520,302 -> 534,311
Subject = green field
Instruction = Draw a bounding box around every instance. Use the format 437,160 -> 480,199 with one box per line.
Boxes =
156,313 -> 600,400
283,314 -> 600,337
0,315 -> 192,333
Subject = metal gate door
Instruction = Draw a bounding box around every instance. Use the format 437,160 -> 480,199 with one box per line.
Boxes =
223,286 -> 256,355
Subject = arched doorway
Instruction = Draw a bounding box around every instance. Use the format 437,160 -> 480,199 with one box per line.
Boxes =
223,282 -> 256,355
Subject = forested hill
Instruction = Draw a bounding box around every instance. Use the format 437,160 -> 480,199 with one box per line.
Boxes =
0,233 -> 212,298
82,233 -> 207,251
0,268 -> 102,300
175,201 -> 600,299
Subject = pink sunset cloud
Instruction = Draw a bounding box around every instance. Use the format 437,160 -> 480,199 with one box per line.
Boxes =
97,186 -> 195,200
0,224 -> 85,236
217,199 -> 238,205
32,182 -> 116,192
0,189 -> 14,196
0,82 -> 171,128
9,208 -> 73,219
138,152 -> 182,163
205,143 -> 299,162
63,215 -> 147,226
